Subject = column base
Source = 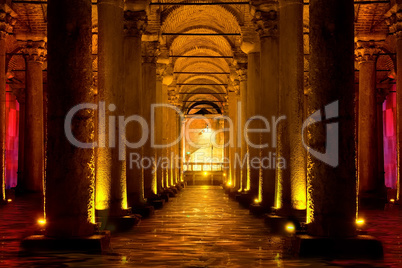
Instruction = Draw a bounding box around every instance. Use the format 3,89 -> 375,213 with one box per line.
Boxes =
159,192 -> 170,202
21,231 -> 111,253
359,193 -> 387,210
164,188 -> 176,198
96,209 -> 141,232
249,204 -> 270,217
235,192 -> 254,208
131,204 -> 155,218
264,214 -> 302,234
148,198 -> 165,209
169,186 -> 179,195
292,234 -> 383,259
228,189 -> 241,199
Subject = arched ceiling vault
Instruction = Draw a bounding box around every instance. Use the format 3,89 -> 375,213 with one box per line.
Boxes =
161,3 -> 242,115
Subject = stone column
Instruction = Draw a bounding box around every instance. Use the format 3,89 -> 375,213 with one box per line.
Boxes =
123,9 -> 147,208
253,3 -> 279,209
155,63 -> 166,193
307,0 -> 356,237
46,0 -> 96,236
0,8 -> 11,203
277,0 -> 306,214
18,39 -> 46,193
16,91 -> 25,192
355,37 -> 384,205
142,40 -> 159,198
227,90 -> 239,189
234,59 -> 248,192
96,0 -> 127,215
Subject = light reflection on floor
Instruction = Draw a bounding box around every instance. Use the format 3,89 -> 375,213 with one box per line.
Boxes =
0,186 -> 401,267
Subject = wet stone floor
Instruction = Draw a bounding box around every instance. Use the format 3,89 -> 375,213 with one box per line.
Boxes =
0,186 -> 401,267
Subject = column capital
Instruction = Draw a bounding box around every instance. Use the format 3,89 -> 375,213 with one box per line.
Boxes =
124,10 -> 147,37
142,41 -> 160,64
18,39 -> 47,63
0,9 -> 15,39
355,37 -> 384,63
156,63 -> 167,82
251,1 -> 279,38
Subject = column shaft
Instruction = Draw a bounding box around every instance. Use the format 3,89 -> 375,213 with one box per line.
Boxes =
308,0 -> 356,237
23,51 -> 45,192
397,35 -> 402,202
142,41 -> 158,197
277,0 -> 306,213
124,10 -> 146,207
254,7 -> 280,209
96,0 -> 126,214
247,52 -> 261,197
46,0 -> 95,237
358,60 -> 378,193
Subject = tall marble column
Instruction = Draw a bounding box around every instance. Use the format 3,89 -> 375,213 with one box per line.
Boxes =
308,0 -> 356,237
355,36 -> 385,205
235,59 -> 248,192
155,63 -> 167,193
18,39 -> 46,193
277,0 -> 306,214
124,9 -> 147,208
46,0 -> 96,236
96,0 -> 127,215
0,8 -> 11,203
253,3 -> 279,209
142,40 -> 159,198
241,47 -> 261,199
227,90 -> 239,189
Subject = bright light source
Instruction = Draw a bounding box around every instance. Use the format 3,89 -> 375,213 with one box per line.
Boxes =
356,218 -> 365,226
37,219 -> 46,226
254,198 -> 260,204
227,181 -> 232,186
223,173 -> 226,177
203,172 -> 208,176
7,199 -> 12,203
285,223 -> 296,233
390,198 -> 395,203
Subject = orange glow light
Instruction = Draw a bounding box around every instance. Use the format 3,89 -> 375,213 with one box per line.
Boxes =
203,172 -> 208,176
356,218 -> 365,226
390,198 -> 395,203
227,181 -> 232,186
285,223 -> 296,233
37,219 -> 46,226
7,199 -> 12,203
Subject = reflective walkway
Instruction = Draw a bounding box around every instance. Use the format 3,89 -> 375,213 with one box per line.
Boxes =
0,186 -> 401,267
